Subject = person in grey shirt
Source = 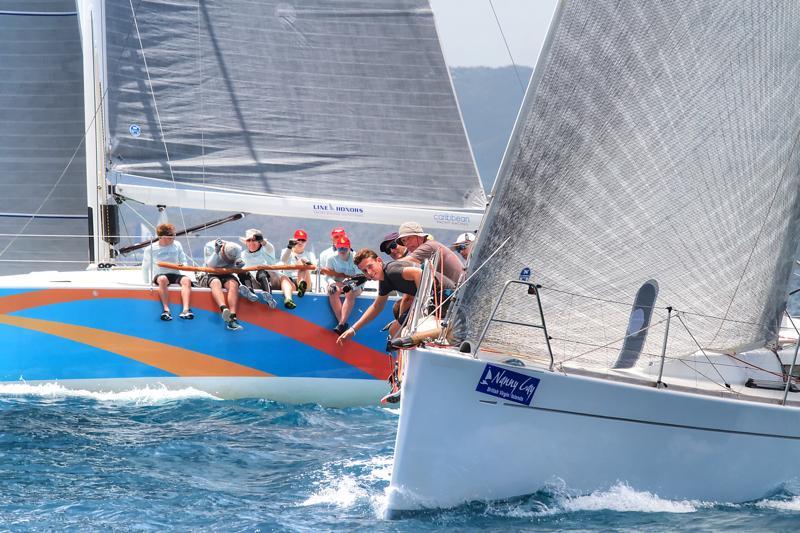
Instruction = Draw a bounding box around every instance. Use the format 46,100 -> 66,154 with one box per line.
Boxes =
396,221 -> 465,284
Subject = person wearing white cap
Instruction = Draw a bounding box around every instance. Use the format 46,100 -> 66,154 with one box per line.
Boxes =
396,221 -> 463,285
451,232 -> 476,261
201,238 -> 244,331
237,228 -> 278,310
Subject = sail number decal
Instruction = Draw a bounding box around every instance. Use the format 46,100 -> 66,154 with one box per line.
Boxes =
476,364 -> 539,406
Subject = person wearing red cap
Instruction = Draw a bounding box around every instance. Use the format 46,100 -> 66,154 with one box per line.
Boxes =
277,229 -> 316,309
318,227 -> 348,284
323,234 -> 362,334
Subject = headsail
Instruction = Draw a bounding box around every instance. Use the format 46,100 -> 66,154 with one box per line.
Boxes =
0,4 -> 89,273
453,0 -> 800,366
103,0 -> 485,227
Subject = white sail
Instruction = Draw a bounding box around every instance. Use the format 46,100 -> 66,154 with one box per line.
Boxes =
453,0 -> 800,366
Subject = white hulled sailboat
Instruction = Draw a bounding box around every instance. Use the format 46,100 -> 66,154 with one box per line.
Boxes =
387,0 -> 800,513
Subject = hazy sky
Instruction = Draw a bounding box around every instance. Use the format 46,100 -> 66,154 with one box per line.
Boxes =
430,0 -> 557,68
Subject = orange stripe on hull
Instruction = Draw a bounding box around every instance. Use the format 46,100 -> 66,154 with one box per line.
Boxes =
0,288 -> 391,379
0,314 -> 272,378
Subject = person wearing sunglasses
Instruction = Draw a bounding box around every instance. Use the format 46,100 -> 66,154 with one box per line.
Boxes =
278,229 -> 316,309
323,235 -> 362,334
236,228 -> 278,309
451,232 -> 476,261
318,227 -> 348,286
379,231 -> 407,260
141,223 -> 194,321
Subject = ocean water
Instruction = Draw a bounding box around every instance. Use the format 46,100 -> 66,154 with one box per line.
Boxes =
0,384 -> 799,531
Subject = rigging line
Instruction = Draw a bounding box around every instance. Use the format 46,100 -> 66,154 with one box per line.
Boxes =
196,1 -> 207,208
488,0 -> 525,94
557,316 -> 668,365
128,0 -> 194,265
428,236 -> 511,320
675,312 -> 729,387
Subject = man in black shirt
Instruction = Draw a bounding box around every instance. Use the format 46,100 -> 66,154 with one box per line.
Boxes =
336,248 -> 453,345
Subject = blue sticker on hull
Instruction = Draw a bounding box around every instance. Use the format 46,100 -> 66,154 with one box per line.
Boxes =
476,364 -> 539,405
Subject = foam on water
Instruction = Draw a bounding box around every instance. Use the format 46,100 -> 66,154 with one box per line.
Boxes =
756,496 -> 800,512
0,381 -> 219,404
558,483 -> 702,514
300,455 -> 393,517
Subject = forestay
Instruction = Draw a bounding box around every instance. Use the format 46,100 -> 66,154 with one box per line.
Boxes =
103,0 -> 485,226
0,3 -> 89,274
453,0 -> 800,368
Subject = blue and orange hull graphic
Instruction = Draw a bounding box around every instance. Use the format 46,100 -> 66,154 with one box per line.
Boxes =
0,288 -> 396,406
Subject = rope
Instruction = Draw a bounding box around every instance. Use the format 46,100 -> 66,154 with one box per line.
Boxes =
675,313 -> 730,387
488,0 -> 526,94
128,0 -> 194,265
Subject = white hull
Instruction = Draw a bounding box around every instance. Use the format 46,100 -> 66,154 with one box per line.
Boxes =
387,348 -> 800,514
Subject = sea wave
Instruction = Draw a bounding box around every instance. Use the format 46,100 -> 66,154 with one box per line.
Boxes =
0,381 -> 219,404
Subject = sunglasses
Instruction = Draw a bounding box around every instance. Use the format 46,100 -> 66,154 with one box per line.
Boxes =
296,239 -> 307,243
387,242 -> 399,251
337,247 -> 350,252
455,244 -> 469,251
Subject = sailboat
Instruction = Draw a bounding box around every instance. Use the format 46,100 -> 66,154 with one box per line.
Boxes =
386,0 -> 800,514
0,0 -> 484,406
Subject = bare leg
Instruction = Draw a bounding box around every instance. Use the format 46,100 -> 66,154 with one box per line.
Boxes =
280,276 -> 294,301
328,285 -> 343,323
156,275 -> 170,312
179,276 -> 192,312
299,269 -> 312,292
209,278 -> 226,308
388,320 -> 401,337
224,279 -> 239,314
340,289 -> 359,325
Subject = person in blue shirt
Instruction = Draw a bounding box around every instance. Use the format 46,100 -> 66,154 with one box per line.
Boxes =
324,235 -> 362,334
141,223 -> 193,321
318,226 -> 347,284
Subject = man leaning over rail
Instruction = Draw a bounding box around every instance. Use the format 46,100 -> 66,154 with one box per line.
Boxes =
336,248 -> 455,345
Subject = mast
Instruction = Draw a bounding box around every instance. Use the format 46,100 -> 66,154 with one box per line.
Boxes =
77,0 -> 113,264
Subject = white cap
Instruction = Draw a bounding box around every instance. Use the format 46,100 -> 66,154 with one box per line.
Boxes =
453,232 -> 476,246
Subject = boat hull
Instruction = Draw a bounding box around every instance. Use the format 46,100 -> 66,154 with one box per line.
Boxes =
0,287 -> 395,406
387,348 -> 800,513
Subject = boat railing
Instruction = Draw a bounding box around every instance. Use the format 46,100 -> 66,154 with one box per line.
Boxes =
405,253 -> 439,335
475,280 -> 554,370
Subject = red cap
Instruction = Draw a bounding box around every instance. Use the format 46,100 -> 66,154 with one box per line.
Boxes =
331,227 -> 346,238
294,229 -> 308,241
335,235 -> 351,249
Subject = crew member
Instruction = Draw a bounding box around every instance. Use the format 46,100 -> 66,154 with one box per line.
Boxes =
396,221 -> 464,284
142,223 -> 193,321
237,228 -> 278,309
379,231 -> 407,260
324,235 -> 361,334
278,229 -> 316,309
202,238 -> 244,331
336,248 -> 455,344
451,232 -> 476,262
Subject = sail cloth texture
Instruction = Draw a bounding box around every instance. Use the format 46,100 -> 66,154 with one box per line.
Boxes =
0,3 -> 89,274
453,0 -> 800,368
104,0 -> 484,210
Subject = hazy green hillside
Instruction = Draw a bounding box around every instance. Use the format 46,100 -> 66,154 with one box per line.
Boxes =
450,65 -> 533,191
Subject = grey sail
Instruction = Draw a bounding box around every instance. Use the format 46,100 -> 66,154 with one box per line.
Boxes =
104,0 -> 484,210
453,0 -> 800,367
0,1 -> 89,274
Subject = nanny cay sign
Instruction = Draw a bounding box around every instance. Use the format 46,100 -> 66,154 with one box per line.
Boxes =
476,364 -> 540,406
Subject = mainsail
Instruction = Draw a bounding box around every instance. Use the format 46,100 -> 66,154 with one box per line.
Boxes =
454,0 -> 800,367
0,3 -> 89,273
101,0 -> 485,228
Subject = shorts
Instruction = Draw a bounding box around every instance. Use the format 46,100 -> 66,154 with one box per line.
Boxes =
197,273 -> 238,288
153,273 -> 190,285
